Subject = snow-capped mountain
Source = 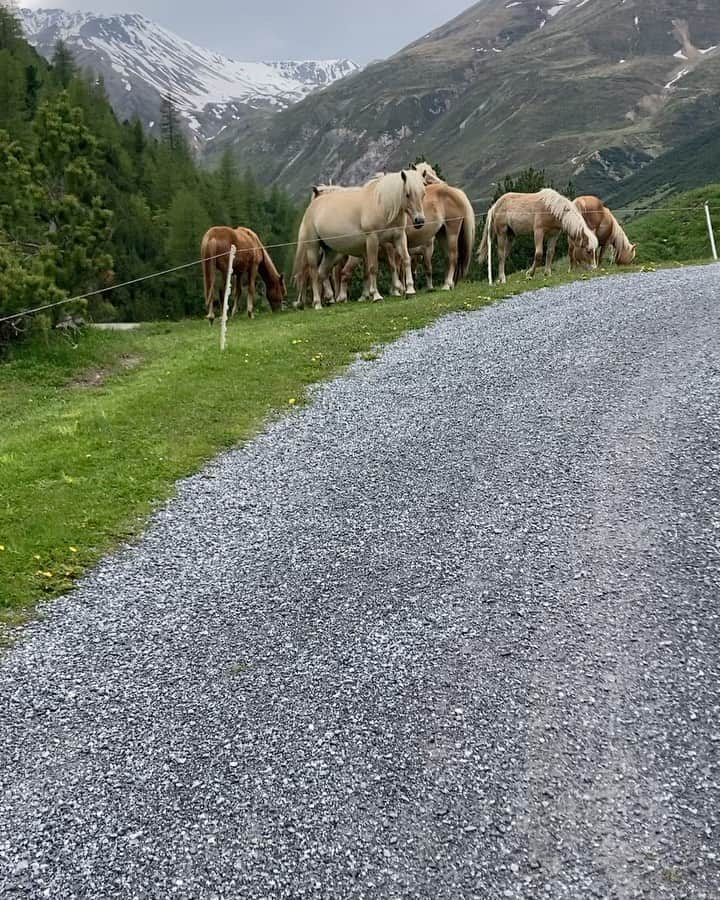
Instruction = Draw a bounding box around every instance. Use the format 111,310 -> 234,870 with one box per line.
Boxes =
19,8 -> 360,146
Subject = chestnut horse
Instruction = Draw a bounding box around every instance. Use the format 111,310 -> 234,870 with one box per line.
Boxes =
477,189 -> 599,283
570,196 -> 636,267
201,226 -> 286,320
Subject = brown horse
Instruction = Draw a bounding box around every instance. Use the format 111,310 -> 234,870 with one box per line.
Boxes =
570,196 -> 636,267
477,189 -> 599,283
201,226 -> 286,321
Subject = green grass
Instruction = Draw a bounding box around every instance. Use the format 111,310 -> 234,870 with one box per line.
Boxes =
627,183 -> 720,264
0,263 -> 667,634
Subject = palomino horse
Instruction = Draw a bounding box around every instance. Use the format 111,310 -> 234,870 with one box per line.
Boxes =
292,169 -> 426,308
569,196 -> 636,267
337,181 -> 476,297
477,189 -> 599,283
201,226 -> 286,320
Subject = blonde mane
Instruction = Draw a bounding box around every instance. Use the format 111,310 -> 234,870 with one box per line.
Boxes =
539,188 -> 599,250
609,213 -> 635,262
372,170 -> 425,224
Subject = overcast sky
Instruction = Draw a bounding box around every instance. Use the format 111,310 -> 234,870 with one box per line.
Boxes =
22,0 -> 472,62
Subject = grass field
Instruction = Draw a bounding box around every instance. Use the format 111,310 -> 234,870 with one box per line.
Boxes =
627,183 -> 720,264
0,261 -> 691,635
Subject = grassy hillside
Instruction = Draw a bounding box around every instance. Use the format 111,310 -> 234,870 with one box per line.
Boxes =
603,125 -> 720,211
627,184 -> 720,263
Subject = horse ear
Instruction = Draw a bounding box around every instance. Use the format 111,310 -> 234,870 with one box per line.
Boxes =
312,186 -> 319,197
410,163 -> 417,170
401,170 -> 407,183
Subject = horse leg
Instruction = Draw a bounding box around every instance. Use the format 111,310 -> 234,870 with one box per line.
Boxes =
317,250 -> 341,308
338,256 -> 357,302
365,234 -> 383,301
393,232 -> 415,297
230,272 -> 242,317
247,260 -> 259,319
386,244 -> 403,296
423,243 -> 434,291
360,261 -> 372,301
303,243 -> 324,310
497,229 -> 511,284
544,232 -> 560,276
443,230 -> 458,290
526,228 -> 544,278
598,241 -> 608,266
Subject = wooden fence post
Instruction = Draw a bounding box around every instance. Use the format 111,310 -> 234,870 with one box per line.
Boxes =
705,203 -> 718,261
220,244 -> 236,352
486,206 -> 493,285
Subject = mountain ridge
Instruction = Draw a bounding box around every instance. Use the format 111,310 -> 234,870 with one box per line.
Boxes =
206,0 -> 720,201
19,7 -> 360,146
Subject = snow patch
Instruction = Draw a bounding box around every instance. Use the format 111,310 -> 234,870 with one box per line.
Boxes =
665,68 -> 689,89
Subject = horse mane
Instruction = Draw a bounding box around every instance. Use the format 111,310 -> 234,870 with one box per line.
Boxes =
259,245 -> 282,285
539,188 -> 598,250
608,212 -> 634,262
372,170 -> 424,223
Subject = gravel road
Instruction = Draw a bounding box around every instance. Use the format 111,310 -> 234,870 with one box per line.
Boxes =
1,267 -> 719,899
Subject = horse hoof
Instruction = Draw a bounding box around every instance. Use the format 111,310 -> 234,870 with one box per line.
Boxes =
441,283 -> 452,292
372,294 -> 384,303
405,288 -> 416,297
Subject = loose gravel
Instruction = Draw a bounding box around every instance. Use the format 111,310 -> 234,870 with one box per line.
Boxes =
1,266 -> 719,899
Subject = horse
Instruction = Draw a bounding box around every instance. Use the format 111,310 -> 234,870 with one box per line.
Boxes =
201,226 -> 286,321
292,169 -> 426,308
477,188 -> 599,283
570,196 -> 636,267
337,181 -> 475,297
414,161 -> 443,185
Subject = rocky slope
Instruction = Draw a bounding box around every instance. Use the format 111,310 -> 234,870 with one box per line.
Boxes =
208,0 -> 720,201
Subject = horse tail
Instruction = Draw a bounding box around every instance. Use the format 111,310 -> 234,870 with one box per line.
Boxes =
476,201 -> 495,265
292,213 -> 314,305
455,189 -> 476,281
540,189 -> 598,251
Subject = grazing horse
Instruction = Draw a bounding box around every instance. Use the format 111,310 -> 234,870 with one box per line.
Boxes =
292,169 -> 426,308
570,196 -> 636,267
337,181 -> 475,297
477,189 -> 599,283
201,226 -> 286,321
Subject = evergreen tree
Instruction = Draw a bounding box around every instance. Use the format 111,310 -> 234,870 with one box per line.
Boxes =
0,4 -> 299,347
24,64 -> 40,117
160,93 -> 181,151
50,40 -> 76,87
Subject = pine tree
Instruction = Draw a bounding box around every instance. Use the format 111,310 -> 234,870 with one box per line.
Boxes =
50,40 -> 76,88
160,93 -> 181,151
24,64 -> 40,117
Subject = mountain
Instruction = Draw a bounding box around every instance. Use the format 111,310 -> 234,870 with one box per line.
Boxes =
207,0 -> 720,202
18,8 -> 359,147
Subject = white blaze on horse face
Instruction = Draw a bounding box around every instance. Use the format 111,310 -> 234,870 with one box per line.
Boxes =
401,170 -> 426,229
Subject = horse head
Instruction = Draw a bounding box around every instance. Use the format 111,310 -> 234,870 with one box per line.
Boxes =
617,242 -> 637,265
266,272 -> 286,312
413,161 -> 443,185
400,169 -> 427,229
